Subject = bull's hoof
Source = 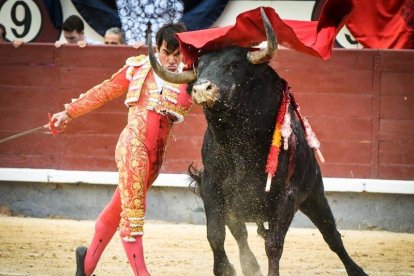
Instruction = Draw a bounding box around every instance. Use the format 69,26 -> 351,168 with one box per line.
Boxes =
75,246 -> 87,276
240,254 -> 262,276
215,263 -> 236,276
347,267 -> 368,276
345,260 -> 368,276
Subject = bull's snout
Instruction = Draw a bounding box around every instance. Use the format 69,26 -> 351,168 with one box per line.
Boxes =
192,79 -> 219,106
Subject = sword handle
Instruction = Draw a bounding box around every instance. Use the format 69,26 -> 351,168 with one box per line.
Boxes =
48,113 -> 63,135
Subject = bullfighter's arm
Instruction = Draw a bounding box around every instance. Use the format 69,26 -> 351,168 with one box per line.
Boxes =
65,66 -> 130,118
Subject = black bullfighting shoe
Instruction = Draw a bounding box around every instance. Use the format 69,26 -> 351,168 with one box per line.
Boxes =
75,246 -> 87,276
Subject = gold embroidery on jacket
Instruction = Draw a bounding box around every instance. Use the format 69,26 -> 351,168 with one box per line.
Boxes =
65,66 -> 129,118
116,89 -> 149,241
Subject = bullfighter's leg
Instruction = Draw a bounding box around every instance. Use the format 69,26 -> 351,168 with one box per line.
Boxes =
202,173 -> 236,276
299,177 -> 367,276
80,187 -> 122,276
226,217 -> 262,276
266,189 -> 296,276
116,127 -> 151,276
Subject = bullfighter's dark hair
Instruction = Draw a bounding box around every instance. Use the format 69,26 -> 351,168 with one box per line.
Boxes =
62,15 -> 85,33
156,22 -> 186,52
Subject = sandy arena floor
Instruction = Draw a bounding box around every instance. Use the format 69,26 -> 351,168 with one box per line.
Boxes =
0,216 -> 413,276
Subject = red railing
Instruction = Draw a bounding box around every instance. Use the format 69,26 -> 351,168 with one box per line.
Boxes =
0,43 -> 413,180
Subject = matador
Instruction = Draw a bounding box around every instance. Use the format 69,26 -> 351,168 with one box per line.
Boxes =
52,23 -> 191,276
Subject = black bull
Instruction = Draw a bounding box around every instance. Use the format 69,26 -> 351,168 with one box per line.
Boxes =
149,11 -> 367,276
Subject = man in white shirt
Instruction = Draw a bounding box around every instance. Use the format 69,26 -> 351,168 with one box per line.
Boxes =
55,15 -> 101,48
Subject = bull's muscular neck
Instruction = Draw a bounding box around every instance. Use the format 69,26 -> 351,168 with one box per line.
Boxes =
204,67 -> 283,150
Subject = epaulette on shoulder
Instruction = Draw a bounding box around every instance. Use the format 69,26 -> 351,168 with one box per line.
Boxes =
125,55 -> 148,67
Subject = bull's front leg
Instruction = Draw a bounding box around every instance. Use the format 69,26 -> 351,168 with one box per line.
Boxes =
265,190 -> 296,276
227,217 -> 263,276
202,175 -> 236,276
207,211 -> 236,276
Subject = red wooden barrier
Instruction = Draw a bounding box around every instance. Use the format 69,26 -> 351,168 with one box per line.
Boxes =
0,43 -> 413,180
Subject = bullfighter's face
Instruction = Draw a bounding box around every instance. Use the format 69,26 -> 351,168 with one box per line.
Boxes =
157,41 -> 183,72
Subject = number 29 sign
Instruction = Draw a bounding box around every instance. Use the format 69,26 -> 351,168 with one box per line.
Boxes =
0,0 -> 42,42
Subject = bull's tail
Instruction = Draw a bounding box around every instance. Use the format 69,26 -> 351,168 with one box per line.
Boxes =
188,162 -> 203,197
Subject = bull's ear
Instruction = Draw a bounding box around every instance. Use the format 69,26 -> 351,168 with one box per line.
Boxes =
247,7 -> 278,64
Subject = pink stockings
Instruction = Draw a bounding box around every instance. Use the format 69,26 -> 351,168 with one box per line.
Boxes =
121,237 -> 149,276
83,187 -> 149,276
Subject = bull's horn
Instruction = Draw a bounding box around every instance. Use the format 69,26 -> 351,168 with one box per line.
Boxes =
147,33 -> 196,84
247,8 -> 278,64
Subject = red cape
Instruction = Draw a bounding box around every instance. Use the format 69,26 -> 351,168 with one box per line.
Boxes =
346,0 -> 414,49
177,0 -> 353,65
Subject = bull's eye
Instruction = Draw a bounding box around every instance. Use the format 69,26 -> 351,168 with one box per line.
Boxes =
226,62 -> 238,71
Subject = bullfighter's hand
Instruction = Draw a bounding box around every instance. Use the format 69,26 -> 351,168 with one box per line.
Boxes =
50,110 -> 72,131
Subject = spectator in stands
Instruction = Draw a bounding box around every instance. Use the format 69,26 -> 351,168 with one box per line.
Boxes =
51,22 -> 190,276
0,24 -> 6,42
55,15 -> 100,48
103,26 -> 144,49
104,27 -> 125,45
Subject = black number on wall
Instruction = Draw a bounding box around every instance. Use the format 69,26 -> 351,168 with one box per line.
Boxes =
11,1 -> 31,38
